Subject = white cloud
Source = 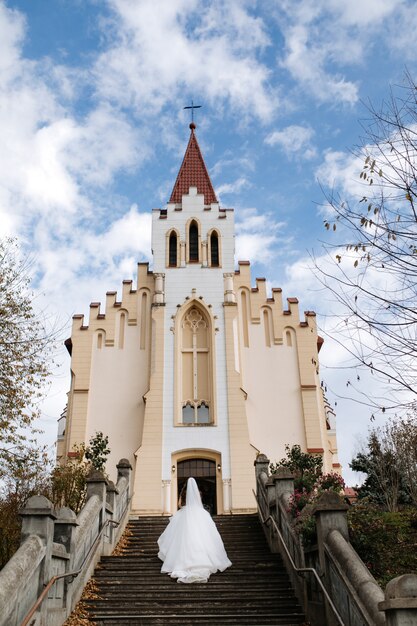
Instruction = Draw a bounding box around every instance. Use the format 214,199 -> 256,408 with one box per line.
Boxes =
0,3 -> 26,81
265,124 -> 317,160
314,149 -> 365,206
95,0 -> 276,121
64,106 -> 146,187
217,177 -> 250,196
279,23 -> 359,104
235,208 -> 288,263
273,0 -> 412,105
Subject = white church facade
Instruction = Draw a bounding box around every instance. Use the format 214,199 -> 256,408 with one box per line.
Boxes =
57,123 -> 339,516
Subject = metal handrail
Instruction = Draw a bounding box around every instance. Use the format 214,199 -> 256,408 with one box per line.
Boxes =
20,493 -> 132,626
253,488 -> 345,626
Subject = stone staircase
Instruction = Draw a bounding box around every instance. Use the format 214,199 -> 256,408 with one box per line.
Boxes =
85,514 -> 306,625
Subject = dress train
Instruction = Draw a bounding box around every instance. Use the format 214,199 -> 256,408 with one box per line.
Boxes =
157,477 -> 232,583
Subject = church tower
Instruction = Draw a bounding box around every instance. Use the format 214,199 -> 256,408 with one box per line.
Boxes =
58,124 -> 339,515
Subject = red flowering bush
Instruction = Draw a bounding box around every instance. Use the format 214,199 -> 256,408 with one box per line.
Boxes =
315,472 -> 345,494
288,488 -> 311,518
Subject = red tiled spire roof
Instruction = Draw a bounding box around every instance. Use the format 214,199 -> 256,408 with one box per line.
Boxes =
169,123 -> 218,205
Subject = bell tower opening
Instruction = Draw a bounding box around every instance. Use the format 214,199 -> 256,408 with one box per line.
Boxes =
189,221 -> 199,262
177,458 -> 217,514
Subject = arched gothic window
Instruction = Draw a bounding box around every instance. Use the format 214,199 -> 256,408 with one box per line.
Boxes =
263,309 -> 271,347
169,231 -> 177,267
210,231 -> 219,267
181,306 -> 211,424
189,221 -> 199,262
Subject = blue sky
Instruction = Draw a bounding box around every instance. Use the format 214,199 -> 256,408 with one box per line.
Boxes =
2,0 -> 417,483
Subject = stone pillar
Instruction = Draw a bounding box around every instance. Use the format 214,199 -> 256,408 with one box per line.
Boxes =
266,478 -> 276,508
379,574 -> 417,626
153,273 -> 165,305
20,495 -> 57,619
272,467 -> 294,509
222,479 -> 231,513
54,507 -> 78,555
106,481 -> 118,544
117,458 -> 132,486
224,273 -> 236,304
313,491 -> 349,626
201,240 -> 208,267
180,241 -> 186,267
106,481 -> 118,516
54,507 -> 78,610
313,491 -> 349,545
86,470 -> 108,529
254,454 -> 270,520
163,480 -> 171,514
254,454 -> 270,484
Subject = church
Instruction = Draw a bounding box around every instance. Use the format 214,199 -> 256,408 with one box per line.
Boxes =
57,123 -> 339,516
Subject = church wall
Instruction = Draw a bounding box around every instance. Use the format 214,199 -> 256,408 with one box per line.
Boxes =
62,264 -> 154,483
233,262 -> 336,473
132,304 -> 166,512
86,322 -> 148,482
241,322 -> 307,463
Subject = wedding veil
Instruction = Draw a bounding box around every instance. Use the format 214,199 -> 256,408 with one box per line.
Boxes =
185,477 -> 203,508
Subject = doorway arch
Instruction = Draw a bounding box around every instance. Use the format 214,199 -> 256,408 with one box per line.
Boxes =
171,449 -> 223,513
177,458 -> 217,514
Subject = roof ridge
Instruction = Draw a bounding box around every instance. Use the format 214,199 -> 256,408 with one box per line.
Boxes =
169,124 -> 218,205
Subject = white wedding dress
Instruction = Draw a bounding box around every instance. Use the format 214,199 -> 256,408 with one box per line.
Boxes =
157,477 -> 232,583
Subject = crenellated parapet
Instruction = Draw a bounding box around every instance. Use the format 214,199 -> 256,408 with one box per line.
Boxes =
233,260 -> 331,463
233,260 -> 321,354
70,263 -> 154,339
62,263 -> 155,459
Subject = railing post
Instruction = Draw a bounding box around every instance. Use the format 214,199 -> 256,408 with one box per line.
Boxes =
254,453 -> 269,477
116,458 -> 132,491
272,467 -> 294,510
106,481 -> 118,516
254,454 -> 269,488
254,454 -> 270,518
54,507 -> 78,611
86,470 -> 108,529
20,495 -> 57,623
313,491 -> 349,626
379,574 -> 417,626
106,481 -> 118,547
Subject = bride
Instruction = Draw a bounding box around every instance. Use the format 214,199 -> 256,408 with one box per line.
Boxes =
157,477 -> 232,583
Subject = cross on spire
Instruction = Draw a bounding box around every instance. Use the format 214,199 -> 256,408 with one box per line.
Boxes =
184,100 -> 202,124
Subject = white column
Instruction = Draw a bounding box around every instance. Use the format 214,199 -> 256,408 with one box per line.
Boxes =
224,273 -> 236,303
163,480 -> 171,514
153,273 -> 165,304
222,478 -> 231,513
201,240 -> 208,267
180,241 -> 186,267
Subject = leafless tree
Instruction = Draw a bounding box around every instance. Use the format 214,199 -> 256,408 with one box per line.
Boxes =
315,72 -> 417,413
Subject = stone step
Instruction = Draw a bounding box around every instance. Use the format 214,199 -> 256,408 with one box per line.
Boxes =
85,593 -> 298,614
84,514 -> 305,626
92,616 -> 305,625
86,604 -> 303,623
94,581 -> 292,588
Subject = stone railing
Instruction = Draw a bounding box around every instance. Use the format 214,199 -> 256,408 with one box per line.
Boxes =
0,458 -> 132,626
254,454 -> 417,626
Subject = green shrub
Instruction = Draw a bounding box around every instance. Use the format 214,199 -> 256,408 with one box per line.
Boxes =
348,502 -> 417,587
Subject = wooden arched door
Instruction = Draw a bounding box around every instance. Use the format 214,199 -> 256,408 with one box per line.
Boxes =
177,458 -> 217,514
